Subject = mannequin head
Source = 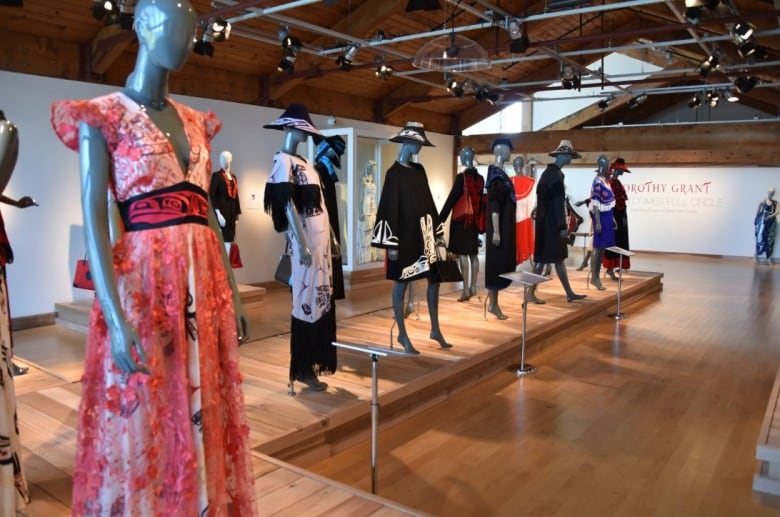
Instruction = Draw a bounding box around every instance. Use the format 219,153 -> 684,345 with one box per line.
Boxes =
219,150 -> 233,170
365,160 -> 377,177
0,112 -> 19,195
281,127 -> 308,154
595,154 -> 610,177
549,139 -> 581,169
134,0 -> 197,72
512,156 -> 525,176
460,147 -> 475,168
491,138 -> 513,167
769,187 -> 776,200
526,157 -> 537,178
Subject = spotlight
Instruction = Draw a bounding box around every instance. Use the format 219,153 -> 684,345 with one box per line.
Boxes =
336,45 -> 358,71
193,18 -> 231,58
560,64 -> 581,90
703,0 -> 719,8
277,49 -> 297,74
277,26 -> 301,74
685,6 -> 703,24
446,77 -> 464,97
628,93 -> 647,109
722,87 -> 739,102
375,63 -> 395,80
699,54 -> 719,77
91,0 -> 116,21
507,19 -> 530,54
732,21 -> 754,42
706,90 -> 719,107
688,92 -> 702,110
734,76 -> 758,94
597,96 -> 614,112
474,86 -> 500,105
117,0 -> 135,30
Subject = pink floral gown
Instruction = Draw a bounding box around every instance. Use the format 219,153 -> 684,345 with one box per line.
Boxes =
51,92 -> 256,517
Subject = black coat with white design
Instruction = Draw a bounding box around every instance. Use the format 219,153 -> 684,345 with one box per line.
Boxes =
371,161 -> 444,281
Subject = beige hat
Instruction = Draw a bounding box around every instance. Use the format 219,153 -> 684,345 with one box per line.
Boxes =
548,139 -> 582,159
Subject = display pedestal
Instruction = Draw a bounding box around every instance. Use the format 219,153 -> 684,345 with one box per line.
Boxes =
331,341 -> 417,494
606,246 -> 635,320
499,271 -> 551,377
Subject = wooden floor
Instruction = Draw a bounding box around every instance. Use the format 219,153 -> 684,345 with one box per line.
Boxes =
10,253 -> 779,515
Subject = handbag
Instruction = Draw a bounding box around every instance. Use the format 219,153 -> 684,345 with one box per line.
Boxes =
229,242 -> 243,268
452,190 -> 474,222
73,258 -> 95,290
429,245 -> 463,284
274,238 -> 293,287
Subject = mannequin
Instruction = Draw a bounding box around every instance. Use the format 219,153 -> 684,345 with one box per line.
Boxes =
0,111 -> 33,517
755,187 -> 778,264
50,1 -> 257,514
371,122 -> 451,354
528,140 -> 587,304
358,160 -> 378,264
603,158 -> 632,278
439,146 -> 484,302
484,138 -> 516,320
511,154 -> 536,267
211,149 -> 241,254
264,105 -> 336,393
314,134 -> 346,301
588,154 -> 616,290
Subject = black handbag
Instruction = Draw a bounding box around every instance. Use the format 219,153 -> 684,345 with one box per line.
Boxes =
274,254 -> 291,285
429,245 -> 463,284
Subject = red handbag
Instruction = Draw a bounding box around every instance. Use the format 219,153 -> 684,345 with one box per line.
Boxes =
73,258 -> 95,290
229,242 -> 243,268
452,191 -> 474,221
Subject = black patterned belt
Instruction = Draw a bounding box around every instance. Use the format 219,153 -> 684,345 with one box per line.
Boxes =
118,182 -> 210,231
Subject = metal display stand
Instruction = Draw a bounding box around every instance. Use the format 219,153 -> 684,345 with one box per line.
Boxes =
331,341 -> 417,494
605,246 -> 635,320
499,271 -> 551,377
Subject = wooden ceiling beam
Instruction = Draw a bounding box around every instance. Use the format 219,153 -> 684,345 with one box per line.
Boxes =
91,24 -> 133,75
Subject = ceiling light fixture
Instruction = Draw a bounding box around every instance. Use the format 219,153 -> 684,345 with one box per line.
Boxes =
474,86 -> 501,105
117,0 -> 135,30
597,96 -> 615,112
734,76 -> 758,94
685,6 -> 704,24
446,76 -> 464,97
194,17 -> 231,57
698,53 -> 719,77
688,92 -> 702,110
628,93 -> 647,109
277,26 -> 302,74
375,62 -> 395,80
336,45 -> 358,72
560,63 -> 580,90
722,87 -> 739,102
706,89 -> 719,107
507,18 -> 530,54
91,0 -> 115,21
413,32 -> 490,72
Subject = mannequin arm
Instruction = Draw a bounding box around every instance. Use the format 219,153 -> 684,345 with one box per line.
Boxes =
214,208 -> 226,227
590,204 -> 602,233
285,202 -> 312,266
491,212 -> 500,246
79,123 -> 147,374
207,199 -> 249,344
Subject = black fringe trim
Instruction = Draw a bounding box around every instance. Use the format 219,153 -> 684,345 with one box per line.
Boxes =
264,182 -> 293,232
293,184 -> 322,217
289,307 -> 337,381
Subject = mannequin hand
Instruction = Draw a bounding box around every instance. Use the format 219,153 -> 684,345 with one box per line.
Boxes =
492,232 -> 500,247
298,245 -> 313,266
109,319 -> 149,374
215,209 -> 226,227
232,295 -> 250,345
17,196 -> 38,208
388,249 -> 399,261
594,223 -> 602,234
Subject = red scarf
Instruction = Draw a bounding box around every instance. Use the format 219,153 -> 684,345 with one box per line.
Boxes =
222,170 -> 238,199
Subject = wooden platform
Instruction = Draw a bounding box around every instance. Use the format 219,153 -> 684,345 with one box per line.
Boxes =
12,266 -> 661,515
755,367 -> 780,497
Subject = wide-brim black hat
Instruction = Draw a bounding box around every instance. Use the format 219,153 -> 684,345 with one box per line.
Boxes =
492,137 -> 514,152
315,135 -> 346,168
389,121 -> 434,147
263,103 -> 322,137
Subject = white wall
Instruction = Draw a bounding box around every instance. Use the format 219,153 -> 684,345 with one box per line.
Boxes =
0,70 -> 454,317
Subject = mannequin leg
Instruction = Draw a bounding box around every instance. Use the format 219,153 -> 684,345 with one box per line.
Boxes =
556,262 -> 587,301
487,289 -> 508,320
427,280 -> 452,348
577,248 -> 592,271
225,241 -> 231,254
542,263 -> 552,276
404,281 -> 416,318
457,255 -> 470,302
590,247 -> 606,290
527,261 -> 547,304
393,281 -> 419,354
468,254 -> 479,297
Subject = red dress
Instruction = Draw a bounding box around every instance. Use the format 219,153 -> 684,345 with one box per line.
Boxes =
511,175 -> 535,264
51,92 -> 256,516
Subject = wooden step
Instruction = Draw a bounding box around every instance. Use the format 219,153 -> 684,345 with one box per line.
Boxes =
754,367 -> 780,497
55,284 -> 266,333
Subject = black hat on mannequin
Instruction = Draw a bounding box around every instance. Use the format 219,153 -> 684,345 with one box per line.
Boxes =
491,137 -> 514,152
548,139 -> 582,159
389,121 -> 434,147
263,103 -> 322,137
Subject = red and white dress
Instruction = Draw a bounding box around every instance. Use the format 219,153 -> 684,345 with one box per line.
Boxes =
51,92 -> 256,517
511,175 -> 535,265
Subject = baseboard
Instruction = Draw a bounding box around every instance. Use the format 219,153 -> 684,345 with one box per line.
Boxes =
11,312 -> 56,331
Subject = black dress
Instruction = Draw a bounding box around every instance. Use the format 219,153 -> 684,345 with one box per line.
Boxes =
484,165 -> 516,290
209,169 -> 241,242
439,167 -> 485,255
534,164 -> 568,263
371,161 -> 444,281
314,161 -> 345,300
